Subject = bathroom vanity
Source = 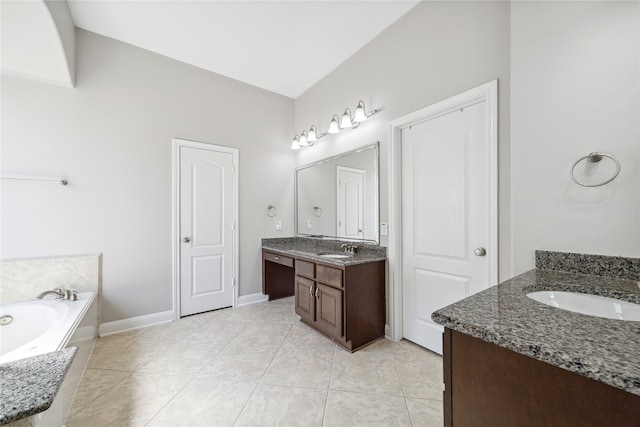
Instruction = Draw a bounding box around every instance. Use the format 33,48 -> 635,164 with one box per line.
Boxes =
262,238 -> 386,352
432,251 -> 640,426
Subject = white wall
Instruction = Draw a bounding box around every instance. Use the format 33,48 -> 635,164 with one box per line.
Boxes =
511,1 -> 640,274
1,29 -> 295,323
294,1 -> 513,279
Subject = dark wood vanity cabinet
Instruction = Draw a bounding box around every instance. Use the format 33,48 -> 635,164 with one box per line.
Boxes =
443,328 -> 640,426
293,256 -> 385,352
262,251 -> 294,300
263,248 -> 385,351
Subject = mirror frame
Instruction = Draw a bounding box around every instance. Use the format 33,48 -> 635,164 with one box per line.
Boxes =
294,142 -> 380,244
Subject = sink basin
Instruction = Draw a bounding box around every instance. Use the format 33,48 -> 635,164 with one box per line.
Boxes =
317,253 -> 351,259
526,290 -> 640,321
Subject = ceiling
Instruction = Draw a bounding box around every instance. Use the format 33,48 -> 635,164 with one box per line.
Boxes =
66,1 -> 421,98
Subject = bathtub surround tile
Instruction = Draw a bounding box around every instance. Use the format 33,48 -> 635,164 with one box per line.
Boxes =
234,383 -> 326,427
0,253 -> 101,304
0,348 -> 77,425
66,372 -> 190,427
67,299 -> 443,426
323,390 -> 412,426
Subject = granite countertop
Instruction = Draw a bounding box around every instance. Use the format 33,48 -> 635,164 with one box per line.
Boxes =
432,255 -> 640,396
262,237 -> 386,266
0,347 -> 77,425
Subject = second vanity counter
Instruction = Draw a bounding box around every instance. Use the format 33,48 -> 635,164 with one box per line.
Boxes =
432,252 -> 640,396
261,237 -> 387,266
262,237 -> 387,351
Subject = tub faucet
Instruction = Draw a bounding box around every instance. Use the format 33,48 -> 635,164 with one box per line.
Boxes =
36,288 -> 77,301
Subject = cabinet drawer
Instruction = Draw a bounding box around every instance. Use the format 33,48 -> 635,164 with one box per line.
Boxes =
317,265 -> 343,288
263,251 -> 293,267
295,259 -> 315,279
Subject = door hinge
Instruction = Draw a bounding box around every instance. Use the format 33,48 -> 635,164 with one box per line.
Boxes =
231,166 -> 235,175
231,222 -> 236,230
232,278 -> 236,288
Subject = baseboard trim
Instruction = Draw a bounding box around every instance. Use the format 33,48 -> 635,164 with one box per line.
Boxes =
99,309 -> 174,336
237,292 -> 268,307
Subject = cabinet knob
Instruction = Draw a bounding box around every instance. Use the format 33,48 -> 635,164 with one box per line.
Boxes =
274,256 -> 279,260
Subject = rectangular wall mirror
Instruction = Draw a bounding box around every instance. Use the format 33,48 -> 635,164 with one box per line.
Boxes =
295,143 -> 379,243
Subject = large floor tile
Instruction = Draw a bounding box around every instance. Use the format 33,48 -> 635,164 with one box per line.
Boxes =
146,378 -> 257,427
235,383 -> 326,427
406,398 -> 444,427
138,345 -> 223,376
68,368 -> 130,413
392,349 -> 443,400
66,373 -> 190,427
196,348 -> 278,382
323,390 -> 412,426
88,339 -> 169,372
262,347 -> 334,389
330,351 -> 403,396
280,323 -> 337,352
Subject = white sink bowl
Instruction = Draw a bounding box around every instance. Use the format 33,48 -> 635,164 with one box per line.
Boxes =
317,253 -> 351,259
526,290 -> 640,321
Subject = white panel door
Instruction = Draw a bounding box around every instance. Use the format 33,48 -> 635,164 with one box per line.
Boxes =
337,167 -> 365,239
180,146 -> 234,316
402,102 -> 491,354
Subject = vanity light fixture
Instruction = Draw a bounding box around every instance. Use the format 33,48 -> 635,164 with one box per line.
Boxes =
299,131 -> 309,147
340,108 -> 354,129
307,125 -> 319,142
290,100 -> 379,150
328,115 -> 341,134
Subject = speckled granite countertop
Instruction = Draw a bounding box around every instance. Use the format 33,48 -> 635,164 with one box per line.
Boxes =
432,251 -> 640,396
262,237 -> 386,266
0,347 -> 77,425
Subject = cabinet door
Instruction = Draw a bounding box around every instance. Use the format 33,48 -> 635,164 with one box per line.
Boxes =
295,276 -> 315,324
315,283 -> 343,339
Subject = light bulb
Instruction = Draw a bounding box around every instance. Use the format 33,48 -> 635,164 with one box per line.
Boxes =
307,126 -> 317,142
340,108 -> 353,128
291,136 -> 300,150
353,101 -> 367,122
328,115 -> 341,134
299,131 -> 308,146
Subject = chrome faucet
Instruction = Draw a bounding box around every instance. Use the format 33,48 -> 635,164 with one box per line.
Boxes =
341,244 -> 358,255
36,288 -> 78,301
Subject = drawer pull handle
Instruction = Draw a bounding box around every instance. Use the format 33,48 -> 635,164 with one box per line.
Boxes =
315,288 -> 319,300
310,286 -> 313,296
274,256 -> 279,260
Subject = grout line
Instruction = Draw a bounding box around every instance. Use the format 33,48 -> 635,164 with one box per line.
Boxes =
143,377 -> 195,426
321,346 -> 338,426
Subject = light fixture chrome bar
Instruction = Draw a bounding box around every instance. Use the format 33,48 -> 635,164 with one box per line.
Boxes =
1,176 -> 68,185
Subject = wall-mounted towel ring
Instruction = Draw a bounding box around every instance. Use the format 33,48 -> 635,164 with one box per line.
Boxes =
267,205 -> 277,217
314,206 -> 323,217
570,152 -> 620,187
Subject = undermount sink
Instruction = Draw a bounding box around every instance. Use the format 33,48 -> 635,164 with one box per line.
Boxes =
526,290 -> 640,321
316,253 -> 351,259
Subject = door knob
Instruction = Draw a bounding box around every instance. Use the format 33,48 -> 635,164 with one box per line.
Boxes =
474,247 -> 486,257
183,237 -> 191,243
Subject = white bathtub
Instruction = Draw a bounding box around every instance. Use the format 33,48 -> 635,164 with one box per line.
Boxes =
0,292 -> 97,364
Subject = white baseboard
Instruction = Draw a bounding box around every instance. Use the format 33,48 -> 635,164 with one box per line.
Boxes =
99,309 -> 174,337
237,292 -> 268,307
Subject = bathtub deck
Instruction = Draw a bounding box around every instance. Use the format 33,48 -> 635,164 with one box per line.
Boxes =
0,347 -> 77,425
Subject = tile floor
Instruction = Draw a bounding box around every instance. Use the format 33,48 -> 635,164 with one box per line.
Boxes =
67,297 -> 444,426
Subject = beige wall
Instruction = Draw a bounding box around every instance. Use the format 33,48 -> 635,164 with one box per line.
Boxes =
294,1 -> 513,279
511,1 -> 640,274
1,29 -> 295,323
